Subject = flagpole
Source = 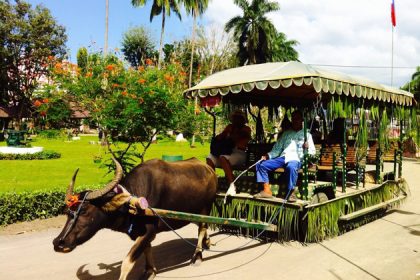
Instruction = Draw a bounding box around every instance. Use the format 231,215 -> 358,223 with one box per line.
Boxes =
391,25 -> 394,87
390,0 -> 396,87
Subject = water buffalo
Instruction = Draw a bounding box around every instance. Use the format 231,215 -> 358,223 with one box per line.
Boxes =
53,157 -> 217,280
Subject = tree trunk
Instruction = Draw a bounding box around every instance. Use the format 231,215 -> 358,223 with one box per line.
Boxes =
158,13 -> 166,69
188,13 -> 197,88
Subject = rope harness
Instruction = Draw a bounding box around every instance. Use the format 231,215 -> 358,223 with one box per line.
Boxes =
60,192 -> 88,241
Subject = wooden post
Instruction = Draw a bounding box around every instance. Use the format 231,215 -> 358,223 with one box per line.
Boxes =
204,107 -> 217,138
375,120 -> 381,183
393,148 -> 397,178
302,112 -> 309,199
341,125 -> 347,193
398,119 -> 403,178
332,152 -> 337,192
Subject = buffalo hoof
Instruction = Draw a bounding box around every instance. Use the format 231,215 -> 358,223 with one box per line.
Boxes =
142,269 -> 156,280
190,251 -> 203,266
202,237 -> 211,249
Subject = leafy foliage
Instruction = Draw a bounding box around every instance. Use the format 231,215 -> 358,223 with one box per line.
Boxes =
0,150 -> 61,160
121,26 -> 157,68
402,66 -> 420,111
271,31 -> 299,62
0,0 -> 67,119
225,0 -> 280,65
35,97 -> 72,128
131,0 -> 182,67
0,185 -> 98,225
42,52 -> 187,166
37,129 -> 66,139
76,47 -> 88,73
163,40 -> 199,81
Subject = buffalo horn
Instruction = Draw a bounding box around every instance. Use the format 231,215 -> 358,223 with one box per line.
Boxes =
65,168 -> 79,202
85,156 -> 123,200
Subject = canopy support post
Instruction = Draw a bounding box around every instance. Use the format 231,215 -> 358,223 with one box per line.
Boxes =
398,119 -> 403,178
204,107 -> 217,138
342,121 -> 347,193
302,110 -> 309,199
375,119 -> 381,184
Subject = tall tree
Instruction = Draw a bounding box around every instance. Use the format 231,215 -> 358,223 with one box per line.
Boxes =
195,25 -> 238,75
121,26 -> 157,67
402,66 -> 420,112
271,31 -> 299,62
225,0 -> 279,65
183,0 -> 209,88
0,0 -> 67,121
77,47 -> 88,72
131,0 -> 182,69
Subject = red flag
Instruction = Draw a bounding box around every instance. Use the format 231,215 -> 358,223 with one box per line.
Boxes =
391,0 -> 396,26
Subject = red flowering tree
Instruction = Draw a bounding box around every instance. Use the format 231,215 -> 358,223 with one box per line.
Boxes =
0,0 -> 67,124
43,52 -> 187,169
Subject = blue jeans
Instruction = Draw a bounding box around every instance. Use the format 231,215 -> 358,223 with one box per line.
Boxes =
256,156 -> 301,191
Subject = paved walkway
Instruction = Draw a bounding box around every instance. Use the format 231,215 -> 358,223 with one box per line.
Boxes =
0,161 -> 419,280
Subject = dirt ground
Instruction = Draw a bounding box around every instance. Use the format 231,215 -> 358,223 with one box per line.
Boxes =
0,215 -> 66,236
0,161 -> 419,280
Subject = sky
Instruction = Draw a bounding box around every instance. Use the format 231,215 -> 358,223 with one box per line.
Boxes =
27,0 -> 420,88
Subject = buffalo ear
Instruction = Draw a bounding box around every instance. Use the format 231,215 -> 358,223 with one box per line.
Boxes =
89,191 -> 116,206
103,191 -> 117,200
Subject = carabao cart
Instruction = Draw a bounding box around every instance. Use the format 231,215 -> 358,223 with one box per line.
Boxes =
184,61 -> 416,242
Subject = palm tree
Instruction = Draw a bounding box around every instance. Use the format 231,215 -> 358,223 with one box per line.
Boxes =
225,0 -> 279,65
131,0 -> 181,68
271,31 -> 299,62
411,67 -> 420,109
183,0 -> 209,88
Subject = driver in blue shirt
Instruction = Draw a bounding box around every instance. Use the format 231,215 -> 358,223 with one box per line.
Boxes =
254,110 -> 316,201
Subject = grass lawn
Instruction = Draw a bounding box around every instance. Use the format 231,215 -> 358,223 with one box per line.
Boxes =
0,136 -> 210,193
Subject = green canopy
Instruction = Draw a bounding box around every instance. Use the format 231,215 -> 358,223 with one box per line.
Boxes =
184,61 -> 414,107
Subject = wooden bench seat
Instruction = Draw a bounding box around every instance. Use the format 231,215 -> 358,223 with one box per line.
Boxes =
346,145 -> 366,188
316,143 -> 367,189
367,140 -> 398,164
316,144 -> 342,189
383,142 -> 398,162
367,141 -> 378,164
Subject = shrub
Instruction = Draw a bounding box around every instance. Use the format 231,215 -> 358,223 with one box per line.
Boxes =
0,189 -> 65,225
0,150 -> 61,160
0,185 -> 100,225
37,129 -> 65,139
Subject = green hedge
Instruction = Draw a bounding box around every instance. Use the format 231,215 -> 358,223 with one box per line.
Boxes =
0,150 -> 61,160
0,185 -> 100,225
37,129 -> 65,139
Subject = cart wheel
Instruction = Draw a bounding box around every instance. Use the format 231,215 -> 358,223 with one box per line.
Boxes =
310,192 -> 328,204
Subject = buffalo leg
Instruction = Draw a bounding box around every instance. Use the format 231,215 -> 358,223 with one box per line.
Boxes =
144,243 -> 157,280
191,222 -> 208,265
119,226 -> 156,280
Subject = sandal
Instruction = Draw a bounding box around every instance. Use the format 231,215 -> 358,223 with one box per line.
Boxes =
253,191 -> 273,199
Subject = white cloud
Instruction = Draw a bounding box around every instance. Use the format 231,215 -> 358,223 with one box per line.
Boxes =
204,0 -> 420,87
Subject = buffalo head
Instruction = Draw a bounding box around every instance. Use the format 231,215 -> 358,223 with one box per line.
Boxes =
53,157 -> 129,253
